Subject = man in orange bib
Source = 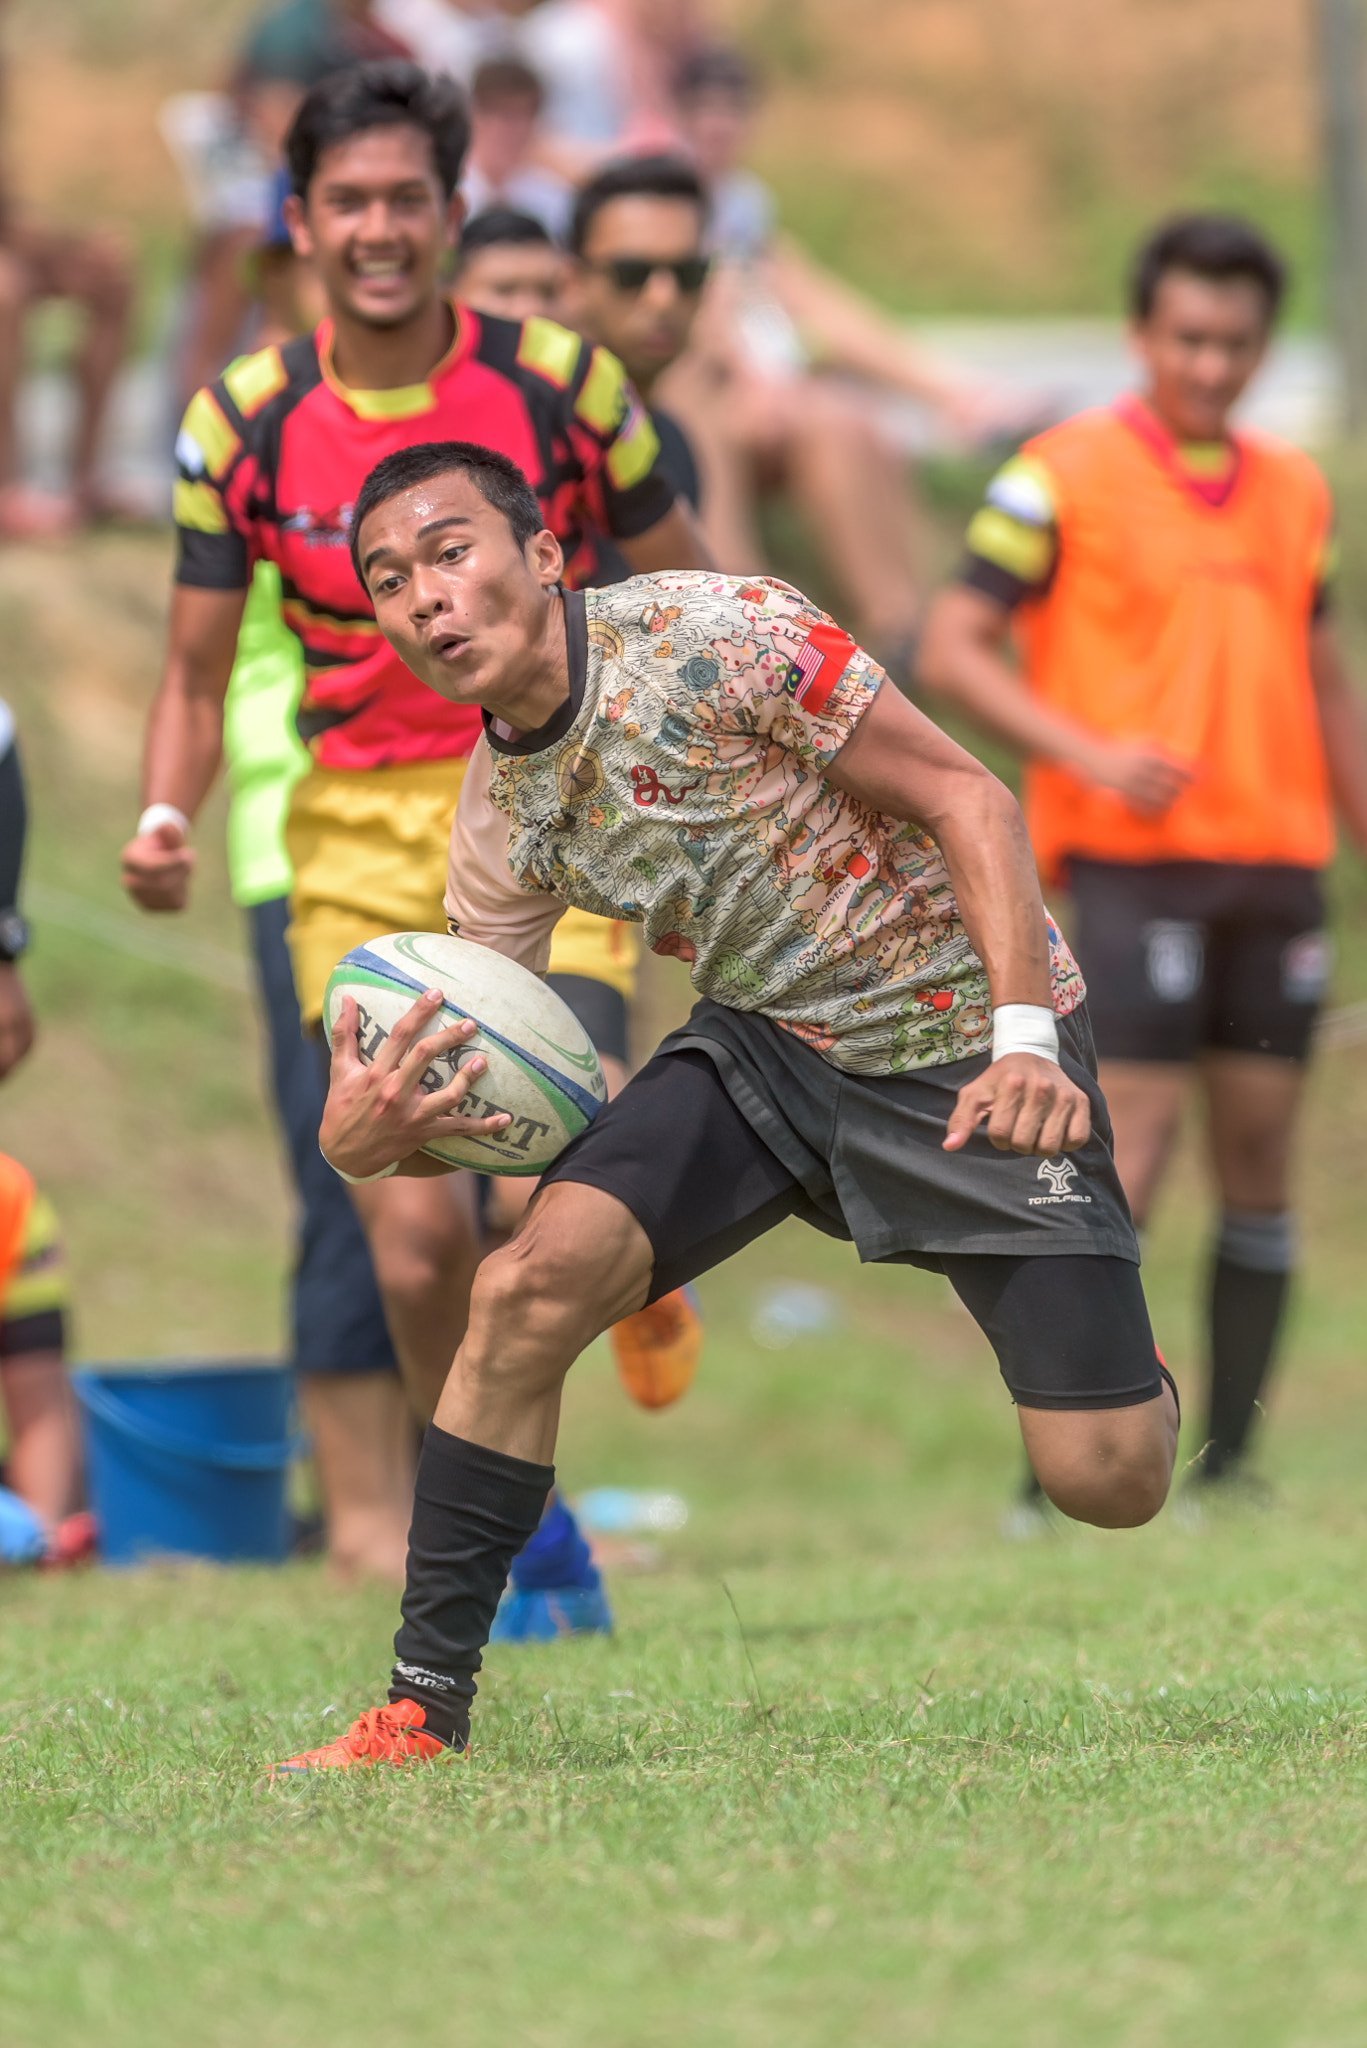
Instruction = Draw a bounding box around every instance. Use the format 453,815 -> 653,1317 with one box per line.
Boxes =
921,213 -> 1367,1511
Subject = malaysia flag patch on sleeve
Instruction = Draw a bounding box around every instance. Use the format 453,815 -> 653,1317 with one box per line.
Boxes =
785,620 -> 857,718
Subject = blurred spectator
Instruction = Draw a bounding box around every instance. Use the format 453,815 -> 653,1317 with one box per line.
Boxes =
670,47 -> 1002,429
561,155 -> 704,583
453,207 -> 567,321
0,227 -> 131,537
460,59 -> 572,238
0,703 -> 92,1567
374,0 -> 497,84
241,0 -> 414,84
251,168 -> 328,347
0,16 -> 132,538
162,0 -> 413,403
655,46 -> 1043,683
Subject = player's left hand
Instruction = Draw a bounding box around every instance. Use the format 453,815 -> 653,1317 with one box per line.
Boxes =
942,1052 -> 1091,1156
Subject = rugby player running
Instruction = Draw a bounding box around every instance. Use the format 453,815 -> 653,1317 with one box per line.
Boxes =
120,63 -> 713,1435
922,214 -> 1367,1516
274,440 -> 1179,1771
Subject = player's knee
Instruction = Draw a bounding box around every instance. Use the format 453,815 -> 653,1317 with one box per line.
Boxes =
473,1231 -> 585,1335
1031,1411 -> 1173,1529
370,1225 -> 471,1316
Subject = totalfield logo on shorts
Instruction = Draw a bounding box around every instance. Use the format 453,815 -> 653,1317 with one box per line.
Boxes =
1028,1156 -> 1092,1206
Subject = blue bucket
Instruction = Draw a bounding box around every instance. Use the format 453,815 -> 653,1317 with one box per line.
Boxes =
72,1359 -> 298,1566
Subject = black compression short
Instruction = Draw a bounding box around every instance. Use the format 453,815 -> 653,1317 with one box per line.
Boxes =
541,1043 -> 1160,1412
1068,858 -> 1329,1063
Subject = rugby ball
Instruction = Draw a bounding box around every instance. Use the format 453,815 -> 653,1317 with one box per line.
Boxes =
323,931 -> 607,1175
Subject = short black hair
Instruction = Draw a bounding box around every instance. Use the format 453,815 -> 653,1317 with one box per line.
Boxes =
1130,213 -> 1287,324
673,46 -> 760,105
350,440 -> 545,586
456,207 -> 554,268
286,60 -> 471,202
568,154 -> 707,257
471,57 -> 545,111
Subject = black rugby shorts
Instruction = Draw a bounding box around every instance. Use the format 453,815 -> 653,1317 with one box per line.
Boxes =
1068,858 -> 1329,1064
540,1011 -> 1159,1413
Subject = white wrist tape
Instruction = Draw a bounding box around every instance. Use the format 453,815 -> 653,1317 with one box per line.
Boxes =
324,1152 -> 400,1185
991,1003 -> 1060,1065
137,802 -> 191,840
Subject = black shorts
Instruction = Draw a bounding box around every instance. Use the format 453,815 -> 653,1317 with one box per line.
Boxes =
541,1003 -> 1158,1412
1069,859 -> 1329,1064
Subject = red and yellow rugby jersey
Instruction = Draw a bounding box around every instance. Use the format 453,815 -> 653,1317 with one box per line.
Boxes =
173,304 -> 677,770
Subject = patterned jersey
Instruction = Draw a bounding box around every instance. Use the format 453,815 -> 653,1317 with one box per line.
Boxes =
173,304 -> 676,771
446,573 -> 1083,1075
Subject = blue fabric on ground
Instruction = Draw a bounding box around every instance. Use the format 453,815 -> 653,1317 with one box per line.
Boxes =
0,1483 -> 46,1564
509,1491 -> 595,1591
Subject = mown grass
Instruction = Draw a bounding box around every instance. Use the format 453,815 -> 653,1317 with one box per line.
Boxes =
7,1495 -> 1367,2048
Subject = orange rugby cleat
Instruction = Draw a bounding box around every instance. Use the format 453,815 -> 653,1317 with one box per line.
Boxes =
610,1284 -> 703,1410
273,1698 -> 458,1774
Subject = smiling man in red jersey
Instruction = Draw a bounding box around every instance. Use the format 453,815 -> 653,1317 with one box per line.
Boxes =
120,61 -> 712,1433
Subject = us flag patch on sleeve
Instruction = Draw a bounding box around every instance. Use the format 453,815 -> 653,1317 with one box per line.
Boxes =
785,620 -> 857,718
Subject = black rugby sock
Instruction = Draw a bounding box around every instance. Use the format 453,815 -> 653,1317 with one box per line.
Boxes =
1203,1212 -> 1293,1479
389,1425 -> 553,1748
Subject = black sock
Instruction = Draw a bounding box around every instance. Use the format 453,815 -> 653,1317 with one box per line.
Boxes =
389,1426 -> 554,1748
1204,1211 -> 1293,1479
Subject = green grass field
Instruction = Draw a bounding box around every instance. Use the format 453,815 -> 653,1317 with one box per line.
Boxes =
6,519 -> 1367,2044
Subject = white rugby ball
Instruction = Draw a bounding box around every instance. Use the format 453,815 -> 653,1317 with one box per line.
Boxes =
323,931 -> 607,1175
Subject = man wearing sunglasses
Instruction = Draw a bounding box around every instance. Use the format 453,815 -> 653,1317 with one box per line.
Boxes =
561,156 -> 710,591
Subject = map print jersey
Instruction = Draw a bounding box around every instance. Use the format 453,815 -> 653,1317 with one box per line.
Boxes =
457,573 -> 1083,1075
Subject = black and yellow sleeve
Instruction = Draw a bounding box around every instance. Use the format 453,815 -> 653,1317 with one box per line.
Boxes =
957,452 -> 1061,611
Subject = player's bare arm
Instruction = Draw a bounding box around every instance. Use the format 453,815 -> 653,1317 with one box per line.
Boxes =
919,583 -> 1192,814
119,584 -> 246,912
1309,617 -> 1367,852
828,681 -> 1091,1158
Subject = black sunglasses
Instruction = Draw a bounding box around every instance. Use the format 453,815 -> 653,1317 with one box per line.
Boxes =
592,255 -> 711,295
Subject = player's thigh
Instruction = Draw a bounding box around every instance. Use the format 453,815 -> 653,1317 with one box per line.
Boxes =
942,1250 -> 1170,1518
348,1167 -> 481,1296
1095,1059 -> 1191,1225
539,1044 -> 805,1303
941,1250 -> 1160,1412
1200,1051 -> 1305,1210
1199,865 -> 1323,1207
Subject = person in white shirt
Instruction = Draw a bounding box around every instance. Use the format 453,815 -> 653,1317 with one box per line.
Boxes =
458,58 -> 572,240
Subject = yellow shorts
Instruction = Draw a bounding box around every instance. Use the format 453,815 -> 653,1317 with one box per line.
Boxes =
285,760 -> 640,1024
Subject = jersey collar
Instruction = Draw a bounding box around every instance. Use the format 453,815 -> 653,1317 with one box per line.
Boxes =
315,300 -> 474,421
1114,391 -> 1243,509
483,589 -> 587,756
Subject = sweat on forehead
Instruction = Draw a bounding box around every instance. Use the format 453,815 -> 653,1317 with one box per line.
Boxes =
349,440 -> 544,584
